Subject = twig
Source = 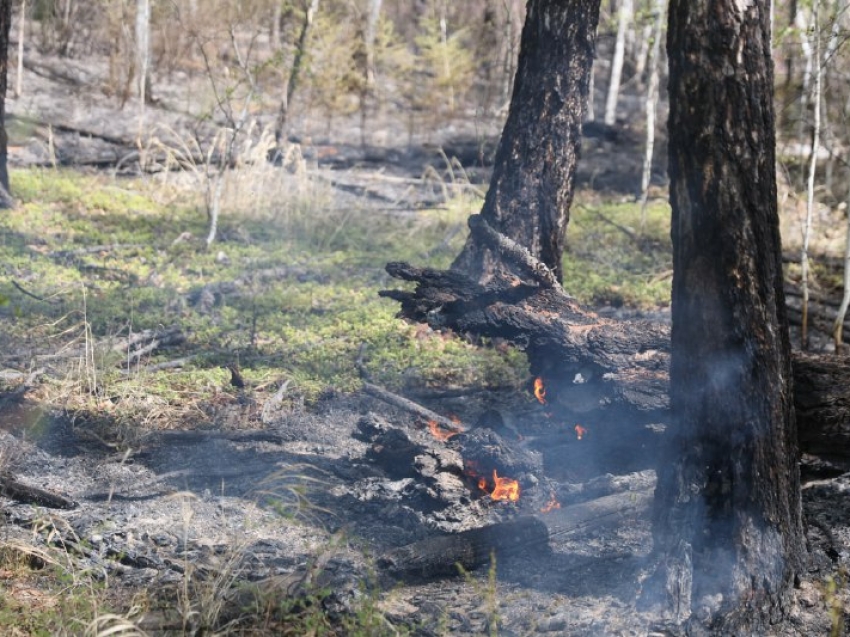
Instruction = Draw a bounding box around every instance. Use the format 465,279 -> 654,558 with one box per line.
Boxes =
11,280 -> 49,302
47,243 -> 144,258
362,381 -> 460,432
578,204 -> 638,241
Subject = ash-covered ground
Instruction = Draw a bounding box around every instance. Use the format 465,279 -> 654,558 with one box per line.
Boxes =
1,386 -> 848,635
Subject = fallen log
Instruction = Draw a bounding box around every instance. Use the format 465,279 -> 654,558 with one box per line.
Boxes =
793,353 -> 850,473
0,472 -> 78,509
381,261 -> 850,467
379,487 -> 652,581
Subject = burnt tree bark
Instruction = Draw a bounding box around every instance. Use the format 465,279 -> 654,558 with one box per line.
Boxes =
450,0 -> 600,284
643,0 -> 805,631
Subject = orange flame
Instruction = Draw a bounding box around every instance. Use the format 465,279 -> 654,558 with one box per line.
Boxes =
574,424 -> 587,440
540,492 -> 561,514
428,419 -> 461,442
490,470 -> 520,502
533,377 -> 546,404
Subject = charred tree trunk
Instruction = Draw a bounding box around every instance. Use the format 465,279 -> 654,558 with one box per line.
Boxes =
643,0 -> 805,631
450,0 -> 601,285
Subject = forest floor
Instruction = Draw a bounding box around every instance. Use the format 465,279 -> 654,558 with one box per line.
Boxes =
0,48 -> 848,636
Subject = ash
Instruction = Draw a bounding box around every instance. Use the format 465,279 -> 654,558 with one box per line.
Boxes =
1,389 -> 847,636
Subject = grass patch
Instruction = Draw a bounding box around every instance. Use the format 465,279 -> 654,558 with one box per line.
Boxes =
564,196 -> 673,309
0,169 -> 673,432
0,166 -> 522,432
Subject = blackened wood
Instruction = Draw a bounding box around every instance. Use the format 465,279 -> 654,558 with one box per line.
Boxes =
794,353 -> 850,464
379,488 -> 652,582
379,516 -> 549,581
647,1 -> 804,632
450,0 -> 601,284
0,472 -> 77,509
466,215 -> 564,293
381,263 -> 850,465
381,262 -> 671,418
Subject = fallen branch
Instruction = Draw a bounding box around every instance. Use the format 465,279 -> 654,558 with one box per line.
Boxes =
361,381 -> 461,432
11,280 -> 50,303
468,214 -> 565,293
114,326 -> 186,366
119,356 -> 193,375
47,244 -> 144,258
0,472 -> 78,509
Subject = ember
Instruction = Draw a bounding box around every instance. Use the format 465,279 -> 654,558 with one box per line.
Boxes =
540,492 -> 561,514
533,377 -> 546,404
490,470 -> 520,502
427,419 -> 461,442
575,424 -> 587,440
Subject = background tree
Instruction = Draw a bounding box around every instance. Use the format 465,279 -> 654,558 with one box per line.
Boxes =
643,0 -> 805,631
603,0 -> 632,126
0,0 -> 11,203
451,0 -> 601,285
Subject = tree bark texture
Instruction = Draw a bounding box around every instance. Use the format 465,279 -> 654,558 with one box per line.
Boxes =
450,0 -> 601,285
647,0 -> 805,631
0,0 -> 11,198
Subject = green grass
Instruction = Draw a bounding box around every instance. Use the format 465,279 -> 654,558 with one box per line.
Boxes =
0,168 -> 529,424
564,199 -> 673,309
0,169 -> 673,426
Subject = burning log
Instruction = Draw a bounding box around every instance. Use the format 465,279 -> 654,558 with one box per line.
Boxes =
379,486 -> 652,582
380,261 -> 670,419
381,262 -> 850,471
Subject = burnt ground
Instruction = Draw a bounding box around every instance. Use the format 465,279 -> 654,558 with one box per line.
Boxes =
1,385 -> 848,635
0,49 -> 849,636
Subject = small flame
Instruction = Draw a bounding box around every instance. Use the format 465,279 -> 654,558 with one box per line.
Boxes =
490,470 -> 520,502
540,492 -> 561,514
533,377 -> 546,404
428,419 -> 461,442
574,424 -> 587,440
478,476 -> 488,491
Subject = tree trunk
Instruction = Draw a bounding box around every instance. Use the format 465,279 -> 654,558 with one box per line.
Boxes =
603,0 -> 632,126
801,0 -> 821,351
450,0 -> 601,285
274,0 -> 320,148
0,0 -> 11,201
14,0 -> 23,98
638,0 -> 665,220
644,0 -> 805,631
135,0 -> 150,106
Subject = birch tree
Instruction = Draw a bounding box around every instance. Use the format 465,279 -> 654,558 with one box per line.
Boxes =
801,0 -> 821,350
603,0 -> 632,125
